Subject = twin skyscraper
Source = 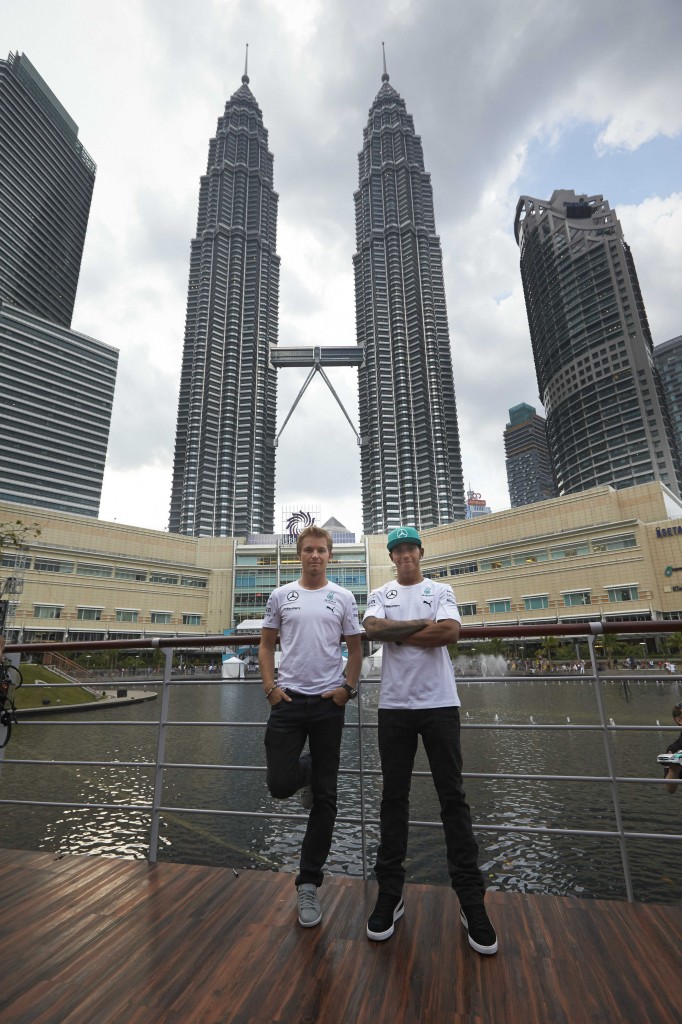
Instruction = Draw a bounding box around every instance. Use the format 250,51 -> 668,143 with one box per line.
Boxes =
168,61 -> 466,539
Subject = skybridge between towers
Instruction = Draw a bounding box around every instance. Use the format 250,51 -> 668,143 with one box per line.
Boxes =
270,344 -> 365,447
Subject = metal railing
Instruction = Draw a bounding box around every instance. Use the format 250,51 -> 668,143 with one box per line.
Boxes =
1,622 -> 681,903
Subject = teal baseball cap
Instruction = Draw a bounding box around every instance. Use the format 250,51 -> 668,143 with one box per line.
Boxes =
387,526 -> 422,552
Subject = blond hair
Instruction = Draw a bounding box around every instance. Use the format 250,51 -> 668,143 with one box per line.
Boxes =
296,525 -> 333,556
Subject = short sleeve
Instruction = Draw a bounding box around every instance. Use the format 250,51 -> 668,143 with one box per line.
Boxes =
343,595 -> 361,635
436,583 -> 461,623
262,592 -> 281,630
363,588 -> 386,622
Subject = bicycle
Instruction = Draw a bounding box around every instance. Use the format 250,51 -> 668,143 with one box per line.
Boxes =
0,659 -> 22,749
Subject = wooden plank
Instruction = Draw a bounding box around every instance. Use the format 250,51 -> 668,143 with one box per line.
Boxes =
0,850 -> 679,1024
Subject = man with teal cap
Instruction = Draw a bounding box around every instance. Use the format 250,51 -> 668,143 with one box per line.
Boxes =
362,526 -> 497,955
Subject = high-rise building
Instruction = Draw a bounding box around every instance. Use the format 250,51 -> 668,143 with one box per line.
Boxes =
514,191 -> 681,499
0,52 -> 96,329
354,65 -> 465,533
169,66 -> 279,537
0,300 -> 118,516
504,403 -> 557,508
654,336 -> 682,469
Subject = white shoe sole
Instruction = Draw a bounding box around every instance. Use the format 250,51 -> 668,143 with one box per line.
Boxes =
459,909 -> 498,955
298,911 -> 322,928
367,898 -> 404,941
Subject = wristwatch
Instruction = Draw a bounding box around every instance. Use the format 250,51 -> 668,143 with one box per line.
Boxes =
342,683 -> 358,699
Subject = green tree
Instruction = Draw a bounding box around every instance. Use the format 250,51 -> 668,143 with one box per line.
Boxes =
0,519 -> 41,552
664,632 -> 682,656
541,635 -> 559,661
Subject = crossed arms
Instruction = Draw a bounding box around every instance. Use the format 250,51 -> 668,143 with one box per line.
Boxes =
363,616 -> 460,648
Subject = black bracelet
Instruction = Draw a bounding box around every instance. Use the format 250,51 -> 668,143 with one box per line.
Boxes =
264,684 -> 278,699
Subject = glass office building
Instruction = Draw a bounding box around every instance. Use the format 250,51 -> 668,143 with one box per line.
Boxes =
0,301 -> 118,516
504,403 -> 558,508
654,336 -> 682,472
0,52 -> 95,329
514,191 -> 681,499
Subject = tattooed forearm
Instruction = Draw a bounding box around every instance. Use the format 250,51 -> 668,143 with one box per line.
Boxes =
363,616 -> 430,641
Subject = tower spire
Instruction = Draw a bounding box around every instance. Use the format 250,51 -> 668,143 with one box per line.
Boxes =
381,41 -> 389,82
242,43 -> 249,84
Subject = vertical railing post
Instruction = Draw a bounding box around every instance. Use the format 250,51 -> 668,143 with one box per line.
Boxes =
357,681 -> 367,880
149,643 -> 173,863
587,629 -> 634,902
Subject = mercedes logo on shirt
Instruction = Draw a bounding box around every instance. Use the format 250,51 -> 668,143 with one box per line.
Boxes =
287,591 -> 299,601
386,589 -> 397,599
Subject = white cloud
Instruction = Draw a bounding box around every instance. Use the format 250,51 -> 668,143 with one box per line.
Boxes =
616,193 -> 682,344
1,0 -> 681,533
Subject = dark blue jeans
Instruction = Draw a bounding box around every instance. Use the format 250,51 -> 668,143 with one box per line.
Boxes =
264,690 -> 345,887
375,706 -> 485,906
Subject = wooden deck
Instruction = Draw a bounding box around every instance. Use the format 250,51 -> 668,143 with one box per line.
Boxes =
0,849 -> 679,1024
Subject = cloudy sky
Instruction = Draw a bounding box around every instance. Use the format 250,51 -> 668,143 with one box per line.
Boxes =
3,0 -> 681,537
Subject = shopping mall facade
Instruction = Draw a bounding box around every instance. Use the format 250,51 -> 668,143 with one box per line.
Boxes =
1,481 -> 681,647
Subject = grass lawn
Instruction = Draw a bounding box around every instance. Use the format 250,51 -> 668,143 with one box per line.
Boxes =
9,664 -> 100,710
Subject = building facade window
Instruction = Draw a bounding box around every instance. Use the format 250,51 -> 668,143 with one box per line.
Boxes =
513,550 -> 548,565
77,608 -> 102,620
77,563 -> 113,577
182,613 -> 202,626
480,556 -> 511,572
449,562 -> 478,576
235,554 -> 278,566
1,553 -> 31,568
115,568 -> 148,581
592,535 -> 636,552
327,569 -> 367,587
150,573 -> 179,585
563,592 -> 592,607
33,605 -> 61,619
487,599 -> 512,613
550,544 -> 590,560
34,558 -> 74,573
459,602 -> 477,616
150,611 -> 172,624
523,595 -> 549,610
180,577 -> 208,588
606,586 -> 639,603
115,610 -> 139,622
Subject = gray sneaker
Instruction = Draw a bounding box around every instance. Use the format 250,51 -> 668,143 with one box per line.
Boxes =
299,752 -> 313,811
297,883 -> 322,927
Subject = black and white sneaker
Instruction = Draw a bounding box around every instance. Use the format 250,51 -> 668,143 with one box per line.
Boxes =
367,892 -> 404,941
460,904 -> 498,955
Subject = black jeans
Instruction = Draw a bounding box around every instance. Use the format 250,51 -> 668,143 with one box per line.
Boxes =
375,706 -> 484,906
264,690 -> 345,887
